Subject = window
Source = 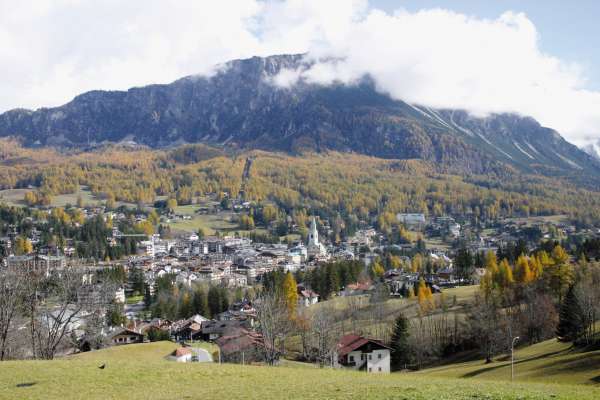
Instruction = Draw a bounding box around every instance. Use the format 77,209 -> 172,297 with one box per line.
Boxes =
368,354 -> 372,360
361,354 -> 364,360
378,367 -> 382,372
368,368 -> 372,372
378,353 -> 382,359
349,355 -> 354,362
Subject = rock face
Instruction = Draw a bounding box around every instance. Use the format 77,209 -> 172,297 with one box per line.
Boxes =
1,54 -> 598,177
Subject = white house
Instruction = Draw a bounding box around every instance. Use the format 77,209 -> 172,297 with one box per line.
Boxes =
336,334 -> 391,373
171,347 -> 193,363
297,287 -> 319,307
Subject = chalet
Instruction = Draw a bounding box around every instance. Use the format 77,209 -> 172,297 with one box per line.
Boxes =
297,286 -> 319,307
109,328 -> 144,346
200,319 -> 249,341
170,347 -> 193,363
342,282 -> 374,296
215,328 -> 266,364
335,334 -> 391,373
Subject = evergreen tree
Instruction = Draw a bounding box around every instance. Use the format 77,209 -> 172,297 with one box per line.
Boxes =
219,287 -> 230,313
192,287 -> 209,317
207,286 -> 222,318
390,313 -> 412,370
455,247 -> 474,281
178,291 -> 193,319
556,285 -> 584,342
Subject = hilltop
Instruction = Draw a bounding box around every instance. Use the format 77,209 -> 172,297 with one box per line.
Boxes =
0,341 -> 599,400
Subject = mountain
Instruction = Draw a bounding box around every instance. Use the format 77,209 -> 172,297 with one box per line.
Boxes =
1,54 -> 598,178
582,142 -> 600,162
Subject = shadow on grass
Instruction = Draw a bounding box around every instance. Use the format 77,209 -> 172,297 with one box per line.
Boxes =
461,349 -> 567,378
16,382 -> 37,388
532,351 -> 600,378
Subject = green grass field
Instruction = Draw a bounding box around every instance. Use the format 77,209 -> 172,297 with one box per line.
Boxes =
1,341 -> 599,399
420,337 -> 600,386
165,204 -> 239,234
0,185 -> 136,209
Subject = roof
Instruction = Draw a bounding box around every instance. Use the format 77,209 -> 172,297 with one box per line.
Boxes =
110,327 -> 143,338
215,329 -> 266,355
173,347 -> 192,357
337,334 -> 391,358
299,289 -> 318,299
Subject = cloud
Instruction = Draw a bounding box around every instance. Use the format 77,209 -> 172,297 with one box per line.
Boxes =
1,0 -> 599,146
270,7 -> 600,146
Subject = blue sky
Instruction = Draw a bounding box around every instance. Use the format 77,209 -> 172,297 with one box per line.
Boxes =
372,0 -> 600,90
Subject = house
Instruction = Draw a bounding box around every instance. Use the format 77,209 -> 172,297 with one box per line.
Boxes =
342,282 -> 374,296
336,334 -> 391,373
200,319 -> 249,341
215,328 -> 266,364
297,285 -> 319,307
170,347 -> 193,363
109,328 -> 144,346
396,213 -> 426,228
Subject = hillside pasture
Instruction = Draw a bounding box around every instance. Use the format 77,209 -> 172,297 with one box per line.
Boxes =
1,341 -> 599,400
420,337 -> 600,386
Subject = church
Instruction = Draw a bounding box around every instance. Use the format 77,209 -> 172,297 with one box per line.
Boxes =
306,217 -> 328,259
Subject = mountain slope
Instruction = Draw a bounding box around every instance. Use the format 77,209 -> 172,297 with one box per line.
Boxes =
1,54 -> 598,177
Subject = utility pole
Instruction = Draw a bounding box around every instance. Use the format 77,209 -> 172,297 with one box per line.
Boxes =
511,336 -> 520,381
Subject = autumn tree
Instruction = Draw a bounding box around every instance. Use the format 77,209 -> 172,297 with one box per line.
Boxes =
282,271 -> 298,317
14,236 -> 33,255
417,278 -> 434,315
514,255 -> 534,285
166,198 -> 177,212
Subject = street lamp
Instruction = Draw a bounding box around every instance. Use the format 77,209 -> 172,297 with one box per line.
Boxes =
511,336 -> 520,381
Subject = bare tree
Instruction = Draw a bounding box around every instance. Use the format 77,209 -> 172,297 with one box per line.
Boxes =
254,292 -> 289,365
296,309 -> 312,360
466,293 -> 505,363
0,266 -> 24,360
27,266 -> 115,359
310,305 -> 340,367
573,263 -> 600,344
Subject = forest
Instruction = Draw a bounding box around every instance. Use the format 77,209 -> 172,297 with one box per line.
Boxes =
2,139 -> 600,238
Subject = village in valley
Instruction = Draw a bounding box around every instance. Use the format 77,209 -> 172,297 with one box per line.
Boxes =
2,175 -> 599,373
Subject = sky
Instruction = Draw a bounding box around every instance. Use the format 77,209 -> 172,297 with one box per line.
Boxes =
1,0 -> 599,148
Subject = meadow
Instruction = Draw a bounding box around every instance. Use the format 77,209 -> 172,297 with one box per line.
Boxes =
420,337 -> 600,386
1,341 -> 599,400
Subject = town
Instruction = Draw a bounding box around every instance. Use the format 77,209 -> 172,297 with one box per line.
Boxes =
2,186 -> 599,372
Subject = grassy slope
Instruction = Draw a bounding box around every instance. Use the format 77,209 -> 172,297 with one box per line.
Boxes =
0,342 -> 598,400
420,337 -> 600,386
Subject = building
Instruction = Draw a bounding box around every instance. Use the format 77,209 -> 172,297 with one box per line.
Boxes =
297,285 -> 319,307
170,347 -> 193,363
109,328 -> 144,346
307,217 -> 327,259
396,213 -> 426,228
336,334 -> 391,373
6,254 -> 66,275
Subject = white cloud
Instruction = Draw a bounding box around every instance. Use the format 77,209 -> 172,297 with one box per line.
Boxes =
1,0 -> 599,146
